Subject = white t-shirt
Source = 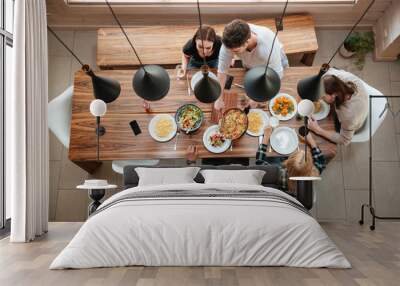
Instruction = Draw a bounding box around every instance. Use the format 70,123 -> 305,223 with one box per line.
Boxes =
218,23 -> 284,78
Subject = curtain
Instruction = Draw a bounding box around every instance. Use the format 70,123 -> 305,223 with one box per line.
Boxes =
8,0 -> 49,242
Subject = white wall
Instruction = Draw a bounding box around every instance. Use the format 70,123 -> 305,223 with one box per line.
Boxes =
374,0 -> 400,60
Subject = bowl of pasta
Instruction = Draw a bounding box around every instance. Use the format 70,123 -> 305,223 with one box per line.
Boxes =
175,104 -> 204,134
148,114 -> 178,142
246,109 -> 269,137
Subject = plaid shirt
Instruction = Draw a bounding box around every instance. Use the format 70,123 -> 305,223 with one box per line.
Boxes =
255,144 -> 326,191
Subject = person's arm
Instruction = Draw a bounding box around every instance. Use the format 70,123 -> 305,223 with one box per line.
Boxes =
180,53 -> 190,77
255,127 -> 272,165
214,46 -> 233,110
305,133 -> 326,174
308,117 -> 353,146
185,145 -> 198,165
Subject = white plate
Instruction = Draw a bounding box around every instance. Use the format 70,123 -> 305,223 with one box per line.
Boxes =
148,114 -> 177,142
246,109 -> 269,137
269,93 -> 298,121
191,70 -> 219,91
203,125 -> 231,154
313,100 -> 330,121
270,126 -> 299,155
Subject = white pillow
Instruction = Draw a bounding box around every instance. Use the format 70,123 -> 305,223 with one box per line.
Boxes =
200,169 -> 266,185
135,167 -> 201,186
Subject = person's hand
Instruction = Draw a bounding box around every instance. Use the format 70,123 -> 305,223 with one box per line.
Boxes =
305,132 -> 317,149
308,117 -> 322,134
186,145 -> 198,163
262,126 -> 273,145
177,66 -> 187,79
230,58 -> 236,67
214,97 -> 225,111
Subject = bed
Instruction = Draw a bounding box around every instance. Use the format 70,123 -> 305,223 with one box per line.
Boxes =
50,165 -> 350,269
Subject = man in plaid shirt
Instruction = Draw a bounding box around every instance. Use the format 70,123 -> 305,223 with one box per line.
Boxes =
256,127 -> 326,192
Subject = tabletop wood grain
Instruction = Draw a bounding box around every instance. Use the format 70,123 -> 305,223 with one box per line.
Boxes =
97,14 -> 318,69
69,66 -> 337,169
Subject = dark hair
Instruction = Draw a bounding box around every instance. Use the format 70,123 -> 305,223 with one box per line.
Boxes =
193,25 -> 218,44
323,75 -> 357,108
222,19 -> 251,49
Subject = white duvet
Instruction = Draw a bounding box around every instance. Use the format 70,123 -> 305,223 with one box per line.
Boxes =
50,183 -> 351,269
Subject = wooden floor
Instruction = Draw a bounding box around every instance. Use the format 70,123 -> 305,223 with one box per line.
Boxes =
0,222 -> 399,286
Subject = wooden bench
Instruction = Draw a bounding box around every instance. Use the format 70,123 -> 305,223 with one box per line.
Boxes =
97,14 -> 318,69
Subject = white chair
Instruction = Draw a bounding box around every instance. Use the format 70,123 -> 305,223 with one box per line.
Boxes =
48,86 -> 74,149
351,83 -> 387,143
112,159 -> 160,174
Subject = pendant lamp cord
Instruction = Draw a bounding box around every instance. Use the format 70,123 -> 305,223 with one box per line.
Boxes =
196,0 -> 207,67
105,0 -> 146,71
327,0 -> 375,65
47,26 -> 85,67
264,0 -> 289,74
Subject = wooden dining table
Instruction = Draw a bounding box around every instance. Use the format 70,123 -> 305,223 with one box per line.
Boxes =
70,67 -> 337,173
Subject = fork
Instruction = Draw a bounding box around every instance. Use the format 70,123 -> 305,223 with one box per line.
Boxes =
174,130 -> 180,151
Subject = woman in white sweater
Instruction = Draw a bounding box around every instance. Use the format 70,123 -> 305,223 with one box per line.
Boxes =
308,68 -> 368,145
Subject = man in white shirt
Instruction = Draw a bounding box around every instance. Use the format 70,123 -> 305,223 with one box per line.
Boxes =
215,19 -> 287,110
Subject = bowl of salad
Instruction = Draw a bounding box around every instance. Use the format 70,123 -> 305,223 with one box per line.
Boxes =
175,104 -> 204,133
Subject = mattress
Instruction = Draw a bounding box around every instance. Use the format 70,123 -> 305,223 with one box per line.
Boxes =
50,183 -> 350,269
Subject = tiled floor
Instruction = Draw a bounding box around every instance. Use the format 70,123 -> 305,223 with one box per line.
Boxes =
47,28 -> 400,223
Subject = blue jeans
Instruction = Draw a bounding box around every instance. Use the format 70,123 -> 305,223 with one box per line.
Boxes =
188,57 -> 219,69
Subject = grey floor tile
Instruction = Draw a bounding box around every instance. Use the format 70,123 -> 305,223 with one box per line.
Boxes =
49,131 -> 64,161
55,189 -> 89,222
344,189 -> 372,223
315,29 -> 347,59
389,60 -> 400,82
389,82 -> 400,133
49,161 -> 61,222
333,144 -> 342,161
370,115 -> 399,162
48,56 -> 73,101
48,31 -> 74,57
341,142 -> 369,190
362,56 -> 392,95
73,31 -> 98,70
397,135 -> 400,157
372,161 -> 400,217
314,161 -> 346,221
58,148 -> 88,189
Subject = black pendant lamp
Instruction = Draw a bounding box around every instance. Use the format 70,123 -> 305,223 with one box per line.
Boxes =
192,0 -> 221,103
297,0 -> 375,101
244,0 -> 289,102
47,27 -> 121,103
297,63 -> 330,101
105,0 -> 170,101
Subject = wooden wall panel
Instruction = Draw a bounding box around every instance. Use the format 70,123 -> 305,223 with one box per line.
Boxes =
47,0 -> 393,28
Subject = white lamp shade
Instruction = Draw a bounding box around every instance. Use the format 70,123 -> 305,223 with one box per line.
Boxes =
90,99 -> 107,117
297,99 -> 315,117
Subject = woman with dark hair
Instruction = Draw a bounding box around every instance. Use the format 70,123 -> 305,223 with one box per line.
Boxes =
307,68 -> 369,145
178,25 -> 222,78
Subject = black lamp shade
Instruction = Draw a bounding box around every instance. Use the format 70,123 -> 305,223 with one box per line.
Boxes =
297,64 -> 329,101
244,66 -> 281,102
193,68 -> 221,104
85,68 -> 121,104
133,65 -> 170,101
